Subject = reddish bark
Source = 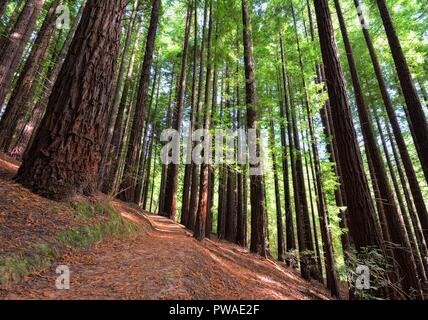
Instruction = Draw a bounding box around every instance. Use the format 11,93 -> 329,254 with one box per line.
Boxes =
16,0 -> 127,200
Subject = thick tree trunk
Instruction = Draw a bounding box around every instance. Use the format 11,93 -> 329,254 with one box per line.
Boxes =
375,0 -> 428,183
0,0 -> 45,107
162,0 -> 192,220
337,0 -> 421,295
314,0 -> 381,252
241,0 -> 267,257
118,0 -> 161,203
16,0 -> 127,200
353,0 -> 428,246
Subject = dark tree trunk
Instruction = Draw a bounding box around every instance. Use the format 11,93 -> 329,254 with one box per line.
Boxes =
181,2 -> 197,226
8,1 -> 85,160
162,0 -> 192,220
0,0 -> 45,107
0,0 -> 61,153
194,0 -> 213,241
206,24 -> 218,238
242,0 -> 268,257
188,0 -> 209,229
16,0 -> 127,200
337,0 -> 421,295
97,0 -> 139,189
352,0 -> 428,246
375,0 -> 428,183
289,80 -> 316,280
384,110 -> 428,275
224,66 -> 237,243
142,74 -> 161,209
236,60 -> 246,246
102,16 -> 143,195
217,75 -> 226,238
278,35 -> 296,257
158,74 -> 175,214
118,0 -> 161,203
314,0 -> 382,252
135,63 -> 159,204
373,106 -> 427,282
269,116 -> 285,262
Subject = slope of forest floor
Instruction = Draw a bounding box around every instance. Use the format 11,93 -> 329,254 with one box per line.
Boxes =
0,154 -> 330,300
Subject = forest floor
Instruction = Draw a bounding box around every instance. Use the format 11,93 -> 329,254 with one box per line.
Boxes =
0,153 -> 330,300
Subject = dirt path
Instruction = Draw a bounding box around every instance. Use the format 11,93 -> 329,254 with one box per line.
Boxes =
1,210 -> 330,300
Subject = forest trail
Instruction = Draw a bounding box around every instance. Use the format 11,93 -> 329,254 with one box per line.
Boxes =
2,213 -> 330,300
0,155 -> 329,300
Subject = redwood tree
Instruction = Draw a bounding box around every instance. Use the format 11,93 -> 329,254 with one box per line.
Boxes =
118,0 -> 161,203
16,0 -> 127,199
375,0 -> 428,184
313,0 -> 382,252
241,0 -> 268,257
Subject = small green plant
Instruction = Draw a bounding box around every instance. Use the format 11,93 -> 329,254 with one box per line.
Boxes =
0,199 -> 142,287
57,202 -> 140,249
0,243 -> 58,286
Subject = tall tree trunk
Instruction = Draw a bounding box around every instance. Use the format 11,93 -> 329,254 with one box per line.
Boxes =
135,63 -> 159,204
236,58 -> 246,246
279,35 -> 296,258
102,16 -> 143,195
384,109 -> 428,275
16,0 -> 127,199
162,0 -> 192,220
158,74 -> 175,214
313,0 -> 382,252
375,0 -> 428,183
0,0 -> 45,107
8,1 -> 86,160
188,0 -> 209,229
181,1 -> 197,226
217,75 -> 226,238
336,0 -> 421,295
241,0 -> 267,257
373,106 -> 428,282
118,0 -> 161,203
0,0 -> 61,153
353,0 -> 428,245
194,0 -> 213,241
97,0 -> 140,189
269,116 -> 285,262
289,80 -> 316,280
